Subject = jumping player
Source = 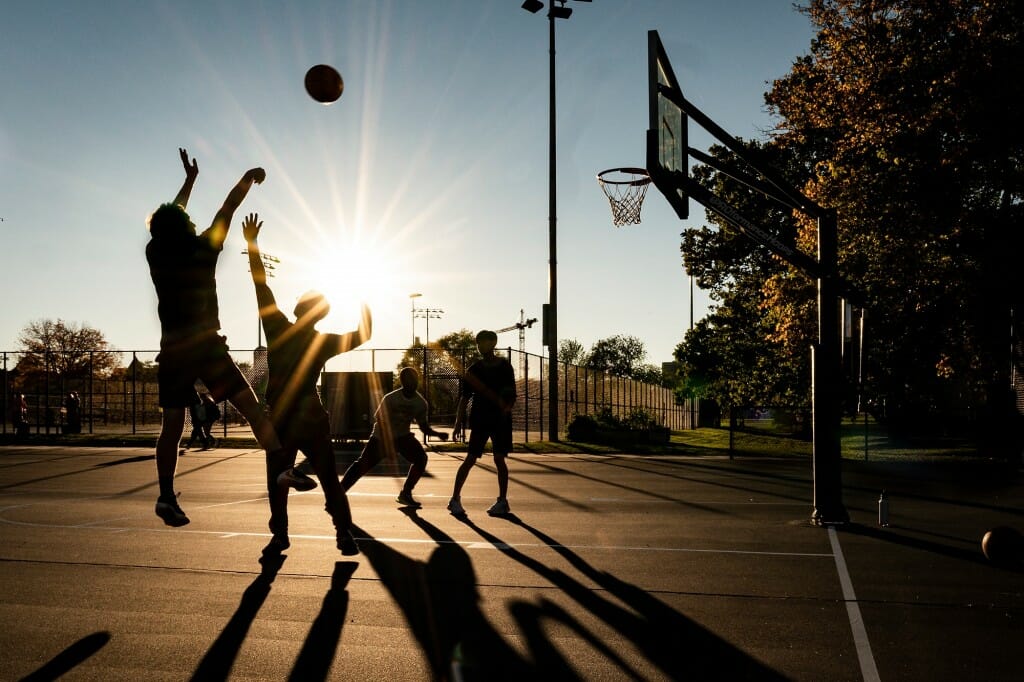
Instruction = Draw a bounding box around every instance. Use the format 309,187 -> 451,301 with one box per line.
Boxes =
447,330 -> 516,516
244,212 -> 370,555
146,148 -> 287,527
340,366 -> 449,507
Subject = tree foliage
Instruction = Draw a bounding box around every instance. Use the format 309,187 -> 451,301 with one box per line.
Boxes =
766,0 -> 1024,427
558,339 -> 586,365
586,335 -> 648,378
16,319 -> 119,379
679,1 -> 1024,433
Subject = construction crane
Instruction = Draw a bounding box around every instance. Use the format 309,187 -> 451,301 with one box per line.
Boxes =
496,309 -> 538,356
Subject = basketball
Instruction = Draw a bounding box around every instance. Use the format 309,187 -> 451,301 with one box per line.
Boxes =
981,526 -> 1022,563
304,64 -> 344,104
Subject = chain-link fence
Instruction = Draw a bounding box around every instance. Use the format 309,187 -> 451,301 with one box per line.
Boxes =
1,347 -> 695,442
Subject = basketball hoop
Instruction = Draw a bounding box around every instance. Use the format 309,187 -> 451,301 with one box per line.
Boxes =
597,167 -> 651,227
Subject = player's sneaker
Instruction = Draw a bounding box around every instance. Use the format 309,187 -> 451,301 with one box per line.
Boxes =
337,530 -> 360,556
447,497 -> 466,516
487,498 -> 510,516
155,493 -> 190,527
396,490 -> 422,508
277,468 -> 318,491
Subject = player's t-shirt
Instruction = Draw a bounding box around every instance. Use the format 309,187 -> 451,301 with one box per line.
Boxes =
146,228 -> 223,345
260,308 -> 351,420
371,388 -> 429,440
463,356 -> 516,427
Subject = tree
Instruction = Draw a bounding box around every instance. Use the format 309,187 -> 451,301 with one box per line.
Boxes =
674,140 -> 812,411
558,339 -> 586,366
586,335 -> 648,378
763,0 -> 1024,438
16,319 -> 119,379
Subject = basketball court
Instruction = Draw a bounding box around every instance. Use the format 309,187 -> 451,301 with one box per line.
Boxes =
0,444 -> 1020,680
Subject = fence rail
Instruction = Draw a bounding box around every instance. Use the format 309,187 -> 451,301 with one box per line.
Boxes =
1,347 -> 695,443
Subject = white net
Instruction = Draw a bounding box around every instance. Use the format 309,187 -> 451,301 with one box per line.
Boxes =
597,168 -> 651,227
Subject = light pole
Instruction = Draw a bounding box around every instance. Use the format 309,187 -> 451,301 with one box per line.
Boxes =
409,293 -> 422,345
243,248 -> 280,348
415,308 -> 444,347
522,0 -> 588,441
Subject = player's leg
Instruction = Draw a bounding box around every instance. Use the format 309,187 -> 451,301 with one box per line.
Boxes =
266,443 -> 297,551
395,434 -> 427,507
340,436 -> 383,492
154,353 -> 195,526
155,407 -> 190,525
487,417 -> 513,515
449,427 -> 487,515
304,427 -> 359,556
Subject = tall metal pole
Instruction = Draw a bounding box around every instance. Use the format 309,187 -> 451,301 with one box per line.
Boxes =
409,293 -> 422,345
812,209 -> 848,524
547,8 -> 559,441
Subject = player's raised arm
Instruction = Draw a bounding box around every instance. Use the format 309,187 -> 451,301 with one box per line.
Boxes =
325,303 -> 373,357
173,148 -> 199,208
242,213 -> 279,318
207,167 -> 266,249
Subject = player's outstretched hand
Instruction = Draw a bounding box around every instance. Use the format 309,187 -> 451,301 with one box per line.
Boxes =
179,148 -> 198,181
242,212 -> 262,242
245,167 -> 267,184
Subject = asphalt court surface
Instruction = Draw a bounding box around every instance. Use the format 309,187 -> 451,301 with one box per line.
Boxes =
0,445 -> 1020,680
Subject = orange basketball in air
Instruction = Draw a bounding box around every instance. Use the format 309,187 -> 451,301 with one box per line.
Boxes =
304,64 -> 344,104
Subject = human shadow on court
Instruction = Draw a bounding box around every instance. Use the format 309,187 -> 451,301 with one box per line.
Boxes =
351,514 -> 542,679
190,547 -> 287,681
20,631 -> 111,681
289,561 -> 358,681
465,513 -> 787,680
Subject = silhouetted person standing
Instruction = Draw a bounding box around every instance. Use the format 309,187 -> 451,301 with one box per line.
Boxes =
447,330 -> 516,516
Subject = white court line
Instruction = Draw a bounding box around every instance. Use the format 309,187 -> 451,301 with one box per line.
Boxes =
0,506 -> 835,558
828,526 -> 881,682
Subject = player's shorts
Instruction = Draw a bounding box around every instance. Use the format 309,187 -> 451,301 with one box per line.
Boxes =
156,334 -> 250,407
273,403 -> 331,451
467,417 -> 513,456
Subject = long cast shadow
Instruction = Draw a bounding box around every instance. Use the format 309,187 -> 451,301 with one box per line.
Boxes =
20,631 -> 111,681
289,561 -> 358,681
838,522 -> 1022,571
462,513 -> 787,680
190,547 -> 287,681
352,514 -> 539,679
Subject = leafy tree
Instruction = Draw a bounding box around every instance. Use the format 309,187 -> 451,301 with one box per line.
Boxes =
674,141 -> 813,411
558,339 -> 586,366
586,335 -> 648,378
16,319 -> 119,379
763,0 -> 1024,439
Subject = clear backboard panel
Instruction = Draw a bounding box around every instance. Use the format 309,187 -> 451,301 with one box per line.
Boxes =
647,30 -> 689,219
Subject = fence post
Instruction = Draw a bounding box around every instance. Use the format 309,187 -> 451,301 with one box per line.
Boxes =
524,352 -> 530,443
2,352 -> 6,435
131,351 -> 137,434
728,406 -> 736,459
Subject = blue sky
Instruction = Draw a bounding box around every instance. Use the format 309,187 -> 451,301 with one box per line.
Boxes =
0,1 -> 815,370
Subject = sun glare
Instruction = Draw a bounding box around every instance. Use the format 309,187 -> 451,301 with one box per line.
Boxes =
309,240 -> 395,309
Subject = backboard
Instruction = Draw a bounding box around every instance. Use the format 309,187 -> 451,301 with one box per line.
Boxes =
647,30 -> 689,220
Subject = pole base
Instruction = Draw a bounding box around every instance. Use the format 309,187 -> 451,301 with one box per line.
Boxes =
811,505 -> 850,526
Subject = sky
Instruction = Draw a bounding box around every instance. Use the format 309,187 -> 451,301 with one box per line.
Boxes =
0,1 -> 816,372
